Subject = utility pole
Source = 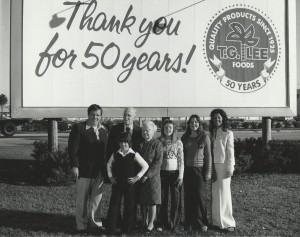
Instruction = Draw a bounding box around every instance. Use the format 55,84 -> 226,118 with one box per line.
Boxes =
262,117 -> 271,145
48,119 -> 58,152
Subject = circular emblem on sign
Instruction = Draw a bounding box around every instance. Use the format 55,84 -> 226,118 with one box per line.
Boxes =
204,6 -> 280,93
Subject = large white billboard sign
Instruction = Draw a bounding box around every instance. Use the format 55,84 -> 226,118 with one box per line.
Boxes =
11,0 -> 297,117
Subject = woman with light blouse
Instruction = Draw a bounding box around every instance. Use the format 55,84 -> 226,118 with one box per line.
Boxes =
156,119 -> 184,231
209,109 -> 236,232
181,114 -> 212,232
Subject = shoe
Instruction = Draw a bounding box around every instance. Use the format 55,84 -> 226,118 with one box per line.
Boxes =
145,225 -> 154,234
76,229 -> 87,234
201,226 -> 208,232
226,227 -> 235,232
156,227 -> 163,232
145,228 -> 152,234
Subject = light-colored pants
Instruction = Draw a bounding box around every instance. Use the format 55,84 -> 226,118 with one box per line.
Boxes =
212,163 -> 236,229
75,174 -> 104,230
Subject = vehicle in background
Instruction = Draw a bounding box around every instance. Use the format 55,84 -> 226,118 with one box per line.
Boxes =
0,115 -> 30,136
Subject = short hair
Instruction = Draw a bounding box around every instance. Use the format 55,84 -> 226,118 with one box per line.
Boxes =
87,104 -> 102,115
118,132 -> 132,147
123,107 -> 136,116
142,120 -> 157,133
161,119 -> 178,143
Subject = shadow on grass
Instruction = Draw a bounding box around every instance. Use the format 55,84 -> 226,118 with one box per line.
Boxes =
0,159 -> 40,186
0,209 -> 77,235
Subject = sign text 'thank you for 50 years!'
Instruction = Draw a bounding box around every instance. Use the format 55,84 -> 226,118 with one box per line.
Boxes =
35,0 -> 197,83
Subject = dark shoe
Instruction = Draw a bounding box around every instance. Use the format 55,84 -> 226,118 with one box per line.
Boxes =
145,225 -> 154,234
98,226 -> 106,231
226,227 -> 235,232
76,229 -> 87,235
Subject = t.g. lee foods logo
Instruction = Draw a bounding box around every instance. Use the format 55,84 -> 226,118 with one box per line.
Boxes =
204,6 -> 280,93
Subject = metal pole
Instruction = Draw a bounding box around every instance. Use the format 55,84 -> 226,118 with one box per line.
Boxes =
262,117 -> 271,145
48,119 -> 58,152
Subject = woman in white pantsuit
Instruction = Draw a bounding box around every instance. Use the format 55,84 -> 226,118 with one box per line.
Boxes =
209,109 -> 236,232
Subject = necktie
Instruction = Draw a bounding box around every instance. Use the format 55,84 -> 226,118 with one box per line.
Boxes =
93,127 -> 99,140
126,126 -> 132,134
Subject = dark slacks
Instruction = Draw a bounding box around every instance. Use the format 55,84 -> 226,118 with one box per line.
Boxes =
157,170 -> 182,229
183,167 -> 207,229
106,182 -> 136,234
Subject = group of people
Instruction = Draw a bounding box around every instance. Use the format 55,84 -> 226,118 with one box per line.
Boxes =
68,105 -> 236,235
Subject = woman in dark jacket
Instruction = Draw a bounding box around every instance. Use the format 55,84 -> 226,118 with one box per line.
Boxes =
140,120 -> 163,233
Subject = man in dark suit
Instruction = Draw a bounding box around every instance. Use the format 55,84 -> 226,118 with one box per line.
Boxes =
106,107 -> 143,230
107,107 -> 143,159
68,104 -> 108,232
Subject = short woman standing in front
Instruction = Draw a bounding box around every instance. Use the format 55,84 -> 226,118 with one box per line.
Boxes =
181,115 -> 212,232
140,120 -> 163,233
209,109 -> 236,232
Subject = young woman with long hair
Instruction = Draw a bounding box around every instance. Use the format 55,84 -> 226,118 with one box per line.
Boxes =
181,115 -> 212,232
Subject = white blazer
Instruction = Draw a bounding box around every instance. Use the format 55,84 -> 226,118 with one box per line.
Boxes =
212,128 -> 235,172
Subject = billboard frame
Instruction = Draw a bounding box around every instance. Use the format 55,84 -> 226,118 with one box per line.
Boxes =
10,0 -> 297,118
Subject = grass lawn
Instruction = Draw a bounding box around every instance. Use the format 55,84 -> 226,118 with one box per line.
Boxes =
0,159 -> 299,237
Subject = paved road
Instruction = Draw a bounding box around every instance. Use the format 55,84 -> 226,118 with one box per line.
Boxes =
0,130 -> 299,160
233,129 -> 300,140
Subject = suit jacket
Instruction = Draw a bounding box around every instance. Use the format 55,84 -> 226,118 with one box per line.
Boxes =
68,122 -> 108,178
106,122 -> 143,160
211,128 -> 235,173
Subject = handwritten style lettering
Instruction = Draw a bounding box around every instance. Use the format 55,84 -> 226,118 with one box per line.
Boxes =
66,0 -> 136,34
35,1 -> 195,83
35,33 -> 77,77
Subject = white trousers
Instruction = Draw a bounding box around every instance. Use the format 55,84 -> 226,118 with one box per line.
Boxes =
212,163 -> 236,229
75,174 -> 104,230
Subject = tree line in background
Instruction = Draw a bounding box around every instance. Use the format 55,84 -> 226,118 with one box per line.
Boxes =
30,137 -> 300,186
19,117 -> 300,133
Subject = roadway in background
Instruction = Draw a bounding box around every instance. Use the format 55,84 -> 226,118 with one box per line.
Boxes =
0,130 -> 299,160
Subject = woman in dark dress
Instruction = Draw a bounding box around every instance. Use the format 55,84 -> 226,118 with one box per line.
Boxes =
140,120 -> 163,233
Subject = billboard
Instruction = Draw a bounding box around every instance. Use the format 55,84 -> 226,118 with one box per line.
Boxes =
10,0 -> 297,117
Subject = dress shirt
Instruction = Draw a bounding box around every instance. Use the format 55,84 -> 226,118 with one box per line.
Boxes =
107,148 -> 149,178
86,123 -> 105,140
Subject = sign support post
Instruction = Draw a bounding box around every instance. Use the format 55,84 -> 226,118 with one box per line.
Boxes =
262,117 -> 271,145
48,119 -> 58,152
